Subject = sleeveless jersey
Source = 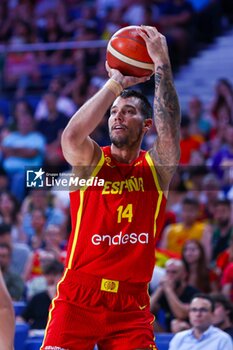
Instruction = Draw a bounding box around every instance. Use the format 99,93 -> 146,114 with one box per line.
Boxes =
66,146 -> 166,283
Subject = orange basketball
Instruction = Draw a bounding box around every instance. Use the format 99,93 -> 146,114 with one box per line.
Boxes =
106,26 -> 154,77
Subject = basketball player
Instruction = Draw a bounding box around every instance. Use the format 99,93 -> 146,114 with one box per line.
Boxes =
41,26 -> 181,350
0,269 -> 14,350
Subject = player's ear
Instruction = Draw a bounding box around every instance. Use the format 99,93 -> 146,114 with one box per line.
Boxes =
143,118 -> 152,131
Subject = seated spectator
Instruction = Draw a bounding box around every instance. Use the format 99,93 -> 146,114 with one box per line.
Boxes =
210,125 -> 233,191
150,258 -> 199,332
4,19 -> 40,97
182,239 -> 219,293
211,293 -> 233,338
17,259 -> 64,329
216,233 -> 233,278
0,191 -> 25,243
199,173 -> 223,223
0,242 -> 25,301
36,91 -> 69,171
159,197 -> 211,259
1,110 -> 45,201
168,294 -> 232,349
27,208 -> 47,250
20,189 -> 66,240
157,0 -> 195,67
0,223 -> 31,279
61,70 -> 90,109
35,76 -> 76,120
24,224 -> 66,281
0,268 -> 14,349
222,262 -> 233,303
210,79 -> 233,124
179,115 -> 202,165
211,198 -> 233,263
187,95 -> 212,140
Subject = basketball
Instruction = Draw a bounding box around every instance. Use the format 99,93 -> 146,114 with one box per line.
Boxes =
106,26 -> 154,77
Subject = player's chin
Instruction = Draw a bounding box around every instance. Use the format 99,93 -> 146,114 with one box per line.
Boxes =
110,135 -> 129,148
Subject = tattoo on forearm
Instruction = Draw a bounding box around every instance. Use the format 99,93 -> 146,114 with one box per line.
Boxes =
154,67 -> 163,93
153,63 -> 181,171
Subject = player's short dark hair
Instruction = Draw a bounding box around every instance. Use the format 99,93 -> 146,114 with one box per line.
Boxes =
191,293 -> 215,312
120,89 -> 153,120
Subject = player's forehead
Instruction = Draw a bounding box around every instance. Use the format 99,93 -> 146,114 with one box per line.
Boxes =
111,96 -> 141,110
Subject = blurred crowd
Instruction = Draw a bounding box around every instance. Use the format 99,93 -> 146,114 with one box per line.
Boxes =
0,0 -> 232,341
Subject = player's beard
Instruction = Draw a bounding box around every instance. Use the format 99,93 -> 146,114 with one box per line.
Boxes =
109,127 -> 143,149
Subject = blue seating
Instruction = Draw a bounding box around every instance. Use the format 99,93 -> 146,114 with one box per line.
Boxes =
155,333 -> 174,350
155,333 -> 174,342
156,341 -> 170,350
24,337 -> 43,350
14,323 -> 29,350
13,301 -> 27,316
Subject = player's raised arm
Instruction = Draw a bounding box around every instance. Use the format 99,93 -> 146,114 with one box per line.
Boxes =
61,66 -> 150,167
139,26 -> 181,190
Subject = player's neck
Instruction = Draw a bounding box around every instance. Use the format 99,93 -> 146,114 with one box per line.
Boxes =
110,144 -> 141,164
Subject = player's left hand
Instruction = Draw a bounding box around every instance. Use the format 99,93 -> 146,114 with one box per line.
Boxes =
105,61 -> 153,89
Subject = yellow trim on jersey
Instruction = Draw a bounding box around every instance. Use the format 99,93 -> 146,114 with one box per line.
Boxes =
68,150 -> 105,269
68,190 -> 84,269
40,268 -> 69,350
145,152 -> 163,237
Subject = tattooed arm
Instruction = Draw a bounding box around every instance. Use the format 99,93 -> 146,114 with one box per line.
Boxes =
139,27 -> 181,193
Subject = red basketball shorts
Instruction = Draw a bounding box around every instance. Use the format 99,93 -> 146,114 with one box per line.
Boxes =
40,269 -> 157,350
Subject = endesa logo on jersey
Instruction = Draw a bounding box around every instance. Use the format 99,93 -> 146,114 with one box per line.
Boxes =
91,231 -> 149,246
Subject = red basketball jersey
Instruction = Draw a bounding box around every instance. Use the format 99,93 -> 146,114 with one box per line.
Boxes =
66,146 -> 166,283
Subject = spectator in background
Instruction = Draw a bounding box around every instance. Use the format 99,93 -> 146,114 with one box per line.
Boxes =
211,198 -> 233,263
25,258 -> 64,301
216,233 -> 233,279
24,224 -> 66,281
222,262 -> 233,303
179,115 -> 201,165
20,189 -> 66,240
187,95 -> 212,140
0,242 -> 25,300
168,294 -> 232,350
0,223 -> 31,278
62,70 -> 90,109
1,109 -> 45,201
8,98 -> 34,131
3,19 -> 39,97
28,208 -> 47,250
36,91 -> 69,171
210,78 -> 233,123
150,259 -> 199,332
210,125 -> 233,191
0,2 -> 11,43
159,197 -> 211,260
211,293 -> 233,338
157,0 -> 195,67
0,268 -> 14,350
17,259 -> 64,329
35,76 -> 76,120
0,191 -> 25,243
199,173 -> 223,223
182,239 -> 219,293
0,167 -> 10,193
